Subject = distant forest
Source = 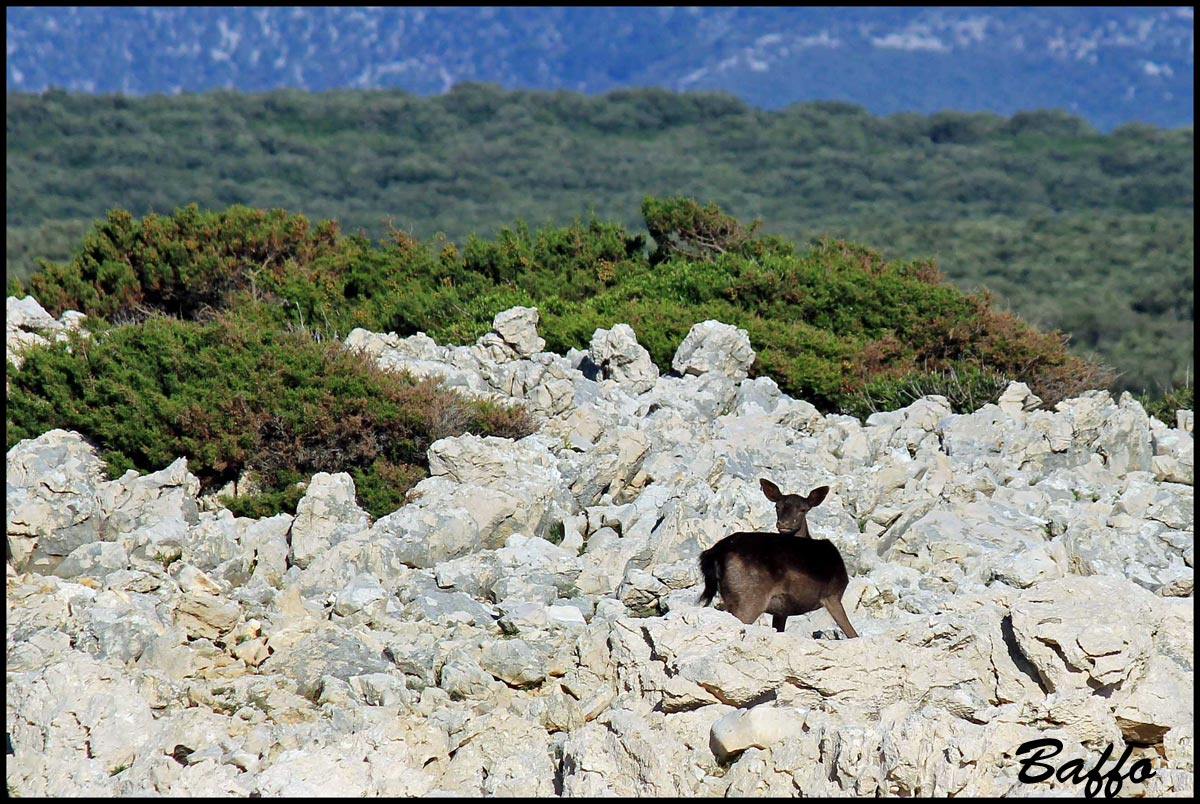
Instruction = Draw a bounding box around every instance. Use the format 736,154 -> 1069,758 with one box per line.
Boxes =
6,84 -> 1194,396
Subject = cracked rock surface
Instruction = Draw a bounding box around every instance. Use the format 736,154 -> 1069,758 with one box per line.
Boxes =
7,299 -> 1194,796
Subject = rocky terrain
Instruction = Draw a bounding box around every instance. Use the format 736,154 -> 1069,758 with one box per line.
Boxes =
6,298 -> 1194,796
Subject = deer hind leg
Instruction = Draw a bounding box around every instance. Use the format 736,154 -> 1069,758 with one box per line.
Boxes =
821,595 -> 859,639
723,588 -> 770,627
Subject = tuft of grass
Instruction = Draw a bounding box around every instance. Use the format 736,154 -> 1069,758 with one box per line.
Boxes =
1138,382 -> 1194,426
841,363 -> 1013,419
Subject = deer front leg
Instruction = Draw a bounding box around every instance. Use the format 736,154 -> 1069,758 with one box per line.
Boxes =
821,595 -> 859,639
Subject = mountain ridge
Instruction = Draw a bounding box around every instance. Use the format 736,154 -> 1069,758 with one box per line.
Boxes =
6,6 -> 1194,130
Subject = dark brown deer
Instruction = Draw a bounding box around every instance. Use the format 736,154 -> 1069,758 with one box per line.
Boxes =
698,478 -> 858,638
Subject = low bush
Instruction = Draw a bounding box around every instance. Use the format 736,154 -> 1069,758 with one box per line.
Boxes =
13,197 -> 1119,426
16,205 -> 346,322
5,312 -> 535,517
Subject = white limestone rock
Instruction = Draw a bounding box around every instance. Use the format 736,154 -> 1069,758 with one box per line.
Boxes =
6,295 -> 88,369
559,708 -> 696,796
473,306 -> 548,364
671,319 -> 755,380
587,323 -> 659,394
710,704 -> 809,762
288,472 -> 370,570
1009,575 -> 1158,694
7,429 -> 110,573
996,381 -> 1044,415
5,308 -> 1196,797
7,649 -> 156,794
52,540 -> 130,581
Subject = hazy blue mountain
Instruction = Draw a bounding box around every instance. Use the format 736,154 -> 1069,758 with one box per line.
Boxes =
5,7 -> 1193,130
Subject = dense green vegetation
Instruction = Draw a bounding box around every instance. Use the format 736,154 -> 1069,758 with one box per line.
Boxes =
10,196 -> 1122,426
6,306 -> 535,518
6,85 -> 1193,398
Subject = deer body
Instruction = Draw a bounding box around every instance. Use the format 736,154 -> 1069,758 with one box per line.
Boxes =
698,479 -> 858,638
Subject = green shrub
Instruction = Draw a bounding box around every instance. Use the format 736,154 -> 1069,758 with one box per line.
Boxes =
6,312 -> 535,517
350,459 -> 431,520
643,195 -> 788,264
25,205 -> 347,322
461,216 -> 645,300
219,485 -> 307,519
7,89 -> 1191,398
13,198 -> 1119,424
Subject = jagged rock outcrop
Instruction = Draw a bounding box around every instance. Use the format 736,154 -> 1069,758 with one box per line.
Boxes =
7,300 -> 1194,796
587,323 -> 659,394
671,319 -> 756,380
6,295 -> 88,370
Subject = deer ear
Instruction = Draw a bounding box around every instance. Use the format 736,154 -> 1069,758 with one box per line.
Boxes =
759,478 -> 783,501
807,486 -> 830,507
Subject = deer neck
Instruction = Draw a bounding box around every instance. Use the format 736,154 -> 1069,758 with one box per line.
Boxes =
780,521 -> 812,539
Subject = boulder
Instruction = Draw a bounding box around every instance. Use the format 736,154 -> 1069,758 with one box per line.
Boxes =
7,649 -> 156,794
490,305 -> 546,358
1009,576 -> 1157,694
709,704 -> 809,762
7,429 -> 109,573
671,319 -> 755,380
99,457 -> 202,573
288,472 -> 370,570
6,295 -> 88,370
588,323 -> 659,394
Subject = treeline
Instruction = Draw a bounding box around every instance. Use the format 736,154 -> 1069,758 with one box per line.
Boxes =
5,84 -> 1194,395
